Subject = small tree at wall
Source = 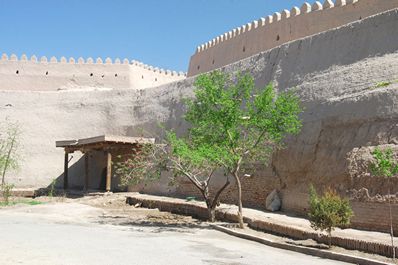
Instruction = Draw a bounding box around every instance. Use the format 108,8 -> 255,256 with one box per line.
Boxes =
116,132 -> 232,222
370,148 -> 398,260
308,185 -> 353,248
0,120 -> 20,185
0,119 -> 21,205
184,71 -> 302,228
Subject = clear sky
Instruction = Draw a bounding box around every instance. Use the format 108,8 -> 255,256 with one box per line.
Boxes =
0,0 -> 316,72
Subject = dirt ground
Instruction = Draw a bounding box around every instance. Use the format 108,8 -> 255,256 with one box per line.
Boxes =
1,192 -> 204,231
69,192 -> 204,227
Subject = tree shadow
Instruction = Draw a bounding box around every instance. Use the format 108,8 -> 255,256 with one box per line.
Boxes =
96,214 -> 207,233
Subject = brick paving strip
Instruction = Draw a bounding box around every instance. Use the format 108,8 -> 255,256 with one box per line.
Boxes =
126,193 -> 398,263
211,224 -> 391,265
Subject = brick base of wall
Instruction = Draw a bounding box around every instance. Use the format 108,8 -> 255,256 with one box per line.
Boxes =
129,174 -> 398,234
126,194 -> 398,258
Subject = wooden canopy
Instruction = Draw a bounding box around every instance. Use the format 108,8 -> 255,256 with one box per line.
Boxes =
56,135 -> 155,192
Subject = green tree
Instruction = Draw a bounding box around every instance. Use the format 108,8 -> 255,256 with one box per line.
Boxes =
370,147 -> 398,259
117,71 -> 302,225
185,71 -> 302,228
308,185 -> 353,248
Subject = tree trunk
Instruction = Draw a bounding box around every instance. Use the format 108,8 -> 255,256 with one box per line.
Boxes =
206,176 -> 231,223
203,196 -> 214,222
233,172 -> 244,229
208,206 -> 216,222
388,182 -> 395,260
328,228 -> 332,249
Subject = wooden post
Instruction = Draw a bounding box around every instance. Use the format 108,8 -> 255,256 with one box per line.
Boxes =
84,153 -> 89,191
63,151 -> 69,190
106,151 -> 112,192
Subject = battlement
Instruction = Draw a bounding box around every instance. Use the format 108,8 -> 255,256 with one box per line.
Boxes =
188,0 -> 398,76
0,53 -> 186,91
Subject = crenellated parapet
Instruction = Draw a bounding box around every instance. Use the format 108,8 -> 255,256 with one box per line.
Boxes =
1,54 -> 186,77
130,60 -> 186,77
188,0 -> 398,76
0,53 -> 186,91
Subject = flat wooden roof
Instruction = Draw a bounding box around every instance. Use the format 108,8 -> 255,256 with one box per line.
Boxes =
56,135 -> 155,149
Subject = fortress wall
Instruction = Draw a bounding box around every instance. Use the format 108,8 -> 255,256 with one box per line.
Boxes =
0,77 -> 192,189
0,54 -> 185,91
0,56 -> 130,91
134,9 -> 398,232
188,0 -> 398,76
0,9 -> 398,232
129,61 -> 186,90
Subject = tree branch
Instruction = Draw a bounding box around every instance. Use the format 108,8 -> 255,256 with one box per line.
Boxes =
169,159 -> 205,192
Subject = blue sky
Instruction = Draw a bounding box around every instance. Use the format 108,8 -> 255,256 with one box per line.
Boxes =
0,0 -> 315,72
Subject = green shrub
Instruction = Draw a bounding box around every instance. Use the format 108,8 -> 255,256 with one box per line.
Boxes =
0,120 -> 21,186
48,178 -> 57,197
375,81 -> 392,88
1,183 -> 14,206
308,185 -> 353,248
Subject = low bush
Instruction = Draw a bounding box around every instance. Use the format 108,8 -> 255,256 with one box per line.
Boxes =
308,185 -> 353,248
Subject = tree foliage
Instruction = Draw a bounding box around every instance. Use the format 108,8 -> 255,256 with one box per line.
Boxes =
186,71 -> 302,166
308,185 -> 353,248
0,119 -> 21,205
0,120 -> 21,186
115,132 -> 228,187
370,148 -> 398,178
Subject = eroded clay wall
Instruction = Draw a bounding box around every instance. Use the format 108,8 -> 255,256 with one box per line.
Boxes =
132,9 -> 398,232
188,0 -> 398,76
0,9 -> 398,232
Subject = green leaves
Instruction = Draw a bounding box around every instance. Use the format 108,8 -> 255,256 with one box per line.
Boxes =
0,120 -> 21,185
370,148 -> 398,178
185,70 -> 302,169
308,185 -> 353,235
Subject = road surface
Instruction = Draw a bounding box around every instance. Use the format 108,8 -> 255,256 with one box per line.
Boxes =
0,203 -> 352,265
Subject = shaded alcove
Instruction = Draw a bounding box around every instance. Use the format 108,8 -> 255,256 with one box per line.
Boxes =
55,135 -> 155,192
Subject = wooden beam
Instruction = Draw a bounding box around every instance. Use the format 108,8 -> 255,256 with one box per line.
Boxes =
106,151 -> 112,192
63,151 -> 69,190
84,153 -> 89,191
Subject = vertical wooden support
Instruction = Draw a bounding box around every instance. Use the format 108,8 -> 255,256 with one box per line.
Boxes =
84,153 -> 89,191
106,151 -> 112,192
63,151 -> 69,190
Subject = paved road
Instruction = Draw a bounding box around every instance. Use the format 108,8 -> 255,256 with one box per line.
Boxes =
0,204 -> 351,265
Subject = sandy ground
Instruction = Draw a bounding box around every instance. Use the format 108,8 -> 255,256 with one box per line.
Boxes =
0,193 -> 353,265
